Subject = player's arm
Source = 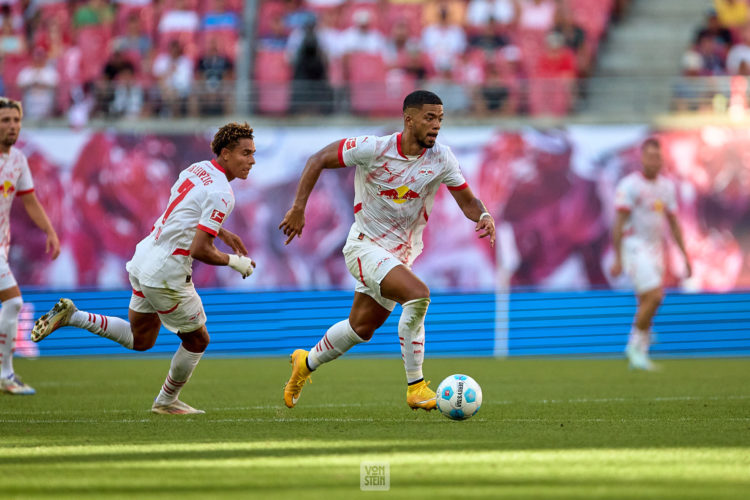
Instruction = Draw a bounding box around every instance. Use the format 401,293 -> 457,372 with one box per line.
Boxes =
666,212 -> 692,278
610,209 -> 629,277
190,228 -> 255,278
449,185 -> 496,247
279,140 -> 345,245
20,191 -> 60,260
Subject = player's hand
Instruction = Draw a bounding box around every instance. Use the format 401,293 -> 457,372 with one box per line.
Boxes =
218,228 -> 248,256
476,214 -> 495,247
610,258 -> 623,277
279,207 -> 305,245
228,254 -> 256,279
46,230 -> 60,260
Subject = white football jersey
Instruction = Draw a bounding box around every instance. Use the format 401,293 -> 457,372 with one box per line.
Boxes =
0,147 -> 34,260
126,159 -> 235,288
339,132 -> 467,265
614,171 -> 677,247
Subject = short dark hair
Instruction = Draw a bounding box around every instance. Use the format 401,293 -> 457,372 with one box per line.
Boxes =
641,137 -> 660,151
0,97 -> 23,118
211,122 -> 254,156
403,90 -> 442,111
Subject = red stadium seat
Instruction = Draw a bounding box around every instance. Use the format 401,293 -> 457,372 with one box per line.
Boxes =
348,52 -> 410,116
254,49 -> 290,114
201,29 -> 238,60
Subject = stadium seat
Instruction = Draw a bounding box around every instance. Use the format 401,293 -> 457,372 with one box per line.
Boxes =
254,49 -> 290,114
348,52 -> 410,116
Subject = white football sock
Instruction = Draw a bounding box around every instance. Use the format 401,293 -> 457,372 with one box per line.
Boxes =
0,297 -> 23,378
399,297 -> 430,384
628,325 -> 649,352
307,320 -> 364,370
155,344 -> 204,405
69,311 -> 134,349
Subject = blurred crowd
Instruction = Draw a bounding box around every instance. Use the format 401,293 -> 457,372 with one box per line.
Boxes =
0,0 -> 631,121
0,0 -> 241,122
675,0 -> 750,113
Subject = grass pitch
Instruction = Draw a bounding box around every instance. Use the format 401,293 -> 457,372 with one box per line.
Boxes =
1,357 -> 749,499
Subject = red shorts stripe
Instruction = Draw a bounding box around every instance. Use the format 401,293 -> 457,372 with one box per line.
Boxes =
132,289 -> 145,298
337,139 -> 347,167
197,224 -> 218,236
157,302 -> 180,315
447,182 -> 469,191
353,202 -> 362,214
172,248 -> 190,256
356,257 -> 366,287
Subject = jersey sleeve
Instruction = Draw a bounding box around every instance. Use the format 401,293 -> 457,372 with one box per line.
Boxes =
338,135 -> 377,169
441,148 -> 468,191
614,177 -> 634,212
197,190 -> 234,236
665,180 -> 678,214
16,155 -> 34,195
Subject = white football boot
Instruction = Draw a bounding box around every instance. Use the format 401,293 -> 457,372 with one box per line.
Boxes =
31,298 -> 77,342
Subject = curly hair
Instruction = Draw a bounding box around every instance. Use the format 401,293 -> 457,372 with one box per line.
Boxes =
0,97 -> 23,118
211,122 -> 254,157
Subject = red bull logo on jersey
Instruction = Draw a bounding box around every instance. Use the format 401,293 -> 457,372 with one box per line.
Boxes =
653,199 -> 664,212
379,185 -> 420,204
1,180 -> 15,198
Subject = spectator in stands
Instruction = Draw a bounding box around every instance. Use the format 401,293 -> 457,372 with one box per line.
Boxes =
202,0 -> 239,32
33,16 -> 71,64
72,0 -> 114,29
536,31 -> 577,78
553,5 -> 589,76
289,17 -> 332,115
340,9 -> 387,56
158,0 -> 200,34
531,31 -> 577,115
96,48 -> 136,113
384,19 -> 416,68
195,37 -> 234,116
516,0 -> 557,32
259,14 -> 288,50
714,0 -> 749,29
151,40 -> 193,117
466,0 -> 516,32
0,4 -> 23,32
287,12 -> 334,62
16,46 -> 59,120
0,13 -> 25,56
696,8 -> 733,49
114,13 -> 153,60
109,66 -> 145,118
694,31 -> 727,75
475,59 -> 514,115
673,50 -> 711,112
468,16 -> 513,51
726,22 -> 750,74
423,0 -> 466,27
421,5 -> 467,75
425,66 -> 471,113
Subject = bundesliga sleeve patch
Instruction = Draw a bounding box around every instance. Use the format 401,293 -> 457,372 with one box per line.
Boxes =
345,138 -> 357,150
210,209 -> 226,223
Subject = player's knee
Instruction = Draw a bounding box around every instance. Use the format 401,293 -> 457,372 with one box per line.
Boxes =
403,283 -> 430,303
132,336 -> 156,351
3,296 -> 23,315
180,330 -> 209,352
352,325 -> 375,341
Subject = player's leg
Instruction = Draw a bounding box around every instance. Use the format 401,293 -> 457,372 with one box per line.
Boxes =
0,285 -> 34,395
283,293 -> 390,408
380,265 -> 437,410
623,244 -> 662,370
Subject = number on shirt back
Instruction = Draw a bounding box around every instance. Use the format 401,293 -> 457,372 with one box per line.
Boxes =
161,179 -> 195,224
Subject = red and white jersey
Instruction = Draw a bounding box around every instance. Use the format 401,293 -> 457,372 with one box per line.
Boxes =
0,147 -> 34,260
339,132 -> 468,265
126,159 -> 234,288
615,171 -> 677,247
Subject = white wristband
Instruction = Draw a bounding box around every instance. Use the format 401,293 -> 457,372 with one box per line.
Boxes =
479,212 -> 492,221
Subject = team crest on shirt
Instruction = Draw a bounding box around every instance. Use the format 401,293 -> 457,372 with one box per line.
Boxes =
210,209 -> 226,223
379,185 -> 420,204
345,138 -> 357,150
653,199 -> 664,212
1,181 -> 15,198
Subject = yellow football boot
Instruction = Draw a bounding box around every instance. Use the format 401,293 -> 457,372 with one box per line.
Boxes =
407,379 -> 437,411
283,349 -> 312,408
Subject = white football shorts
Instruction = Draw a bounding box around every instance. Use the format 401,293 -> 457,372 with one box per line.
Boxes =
128,274 -> 206,334
622,239 -> 664,295
343,225 -> 401,311
0,258 -> 18,291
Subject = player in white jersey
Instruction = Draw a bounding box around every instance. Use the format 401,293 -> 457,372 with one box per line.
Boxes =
31,123 -> 257,414
279,90 -> 496,411
610,138 -> 691,370
0,97 -> 60,395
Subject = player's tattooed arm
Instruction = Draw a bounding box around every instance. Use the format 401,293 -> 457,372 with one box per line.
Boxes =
279,140 -> 344,245
217,227 -> 248,256
448,185 -> 496,247
20,191 -> 60,259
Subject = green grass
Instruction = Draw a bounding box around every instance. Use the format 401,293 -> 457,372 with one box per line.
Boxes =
1,357 -> 749,499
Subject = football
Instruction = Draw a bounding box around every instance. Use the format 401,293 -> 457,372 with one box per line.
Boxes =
436,374 -> 483,420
